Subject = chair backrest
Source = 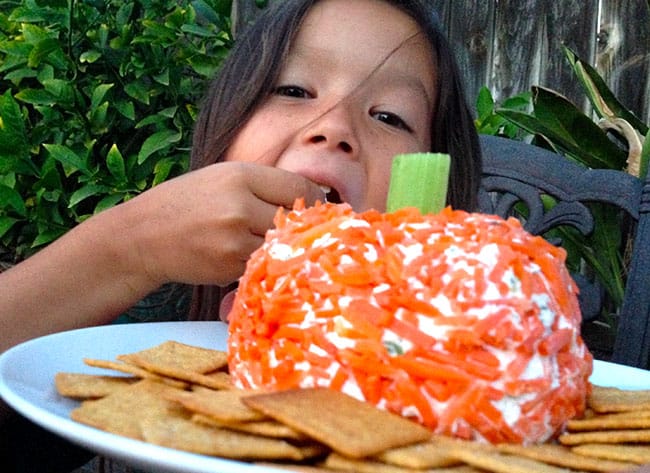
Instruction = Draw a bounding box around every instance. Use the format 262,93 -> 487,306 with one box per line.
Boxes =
478,134 -> 650,369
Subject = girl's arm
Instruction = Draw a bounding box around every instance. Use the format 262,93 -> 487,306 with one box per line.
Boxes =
0,202 -> 158,352
0,162 -> 324,353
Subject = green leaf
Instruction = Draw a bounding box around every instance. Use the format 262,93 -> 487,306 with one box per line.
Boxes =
563,46 -> 648,136
114,100 -> 135,120
44,144 -> 91,177
90,83 -> 114,111
4,67 -> 38,84
0,216 -> 20,238
124,81 -> 150,104
531,87 -> 628,168
79,49 -> 102,63
475,86 -> 494,122
95,193 -> 126,214
153,69 -> 169,86
181,23 -> 219,38
137,129 -> 182,164
106,144 -> 126,182
14,88 -> 56,106
192,0 -> 231,18
0,184 -> 27,216
68,183 -> 110,208
187,54 -> 222,77
89,101 -> 110,133
557,205 -> 626,308
28,38 -> 60,68
41,78 -> 74,106
20,23 -> 51,45
152,157 -> 176,186
31,228 -> 66,248
0,91 -> 29,160
497,88 -> 628,169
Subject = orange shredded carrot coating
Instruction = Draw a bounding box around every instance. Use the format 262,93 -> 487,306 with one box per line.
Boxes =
228,201 -> 593,445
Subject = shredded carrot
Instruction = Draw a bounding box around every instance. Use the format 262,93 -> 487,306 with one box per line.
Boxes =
228,201 -> 593,445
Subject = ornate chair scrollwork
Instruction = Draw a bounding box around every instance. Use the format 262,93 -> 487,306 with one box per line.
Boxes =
478,134 -> 650,368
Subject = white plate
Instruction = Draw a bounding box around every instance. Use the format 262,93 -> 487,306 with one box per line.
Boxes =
0,321 -> 648,472
0,322 -> 288,473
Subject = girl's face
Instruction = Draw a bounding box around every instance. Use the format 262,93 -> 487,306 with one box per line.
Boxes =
224,0 -> 436,212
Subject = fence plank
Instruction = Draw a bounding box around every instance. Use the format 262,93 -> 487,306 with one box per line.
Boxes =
542,0 -> 598,110
439,0 -> 496,111
230,0 -> 649,122
487,0 -> 598,109
599,0 -> 650,123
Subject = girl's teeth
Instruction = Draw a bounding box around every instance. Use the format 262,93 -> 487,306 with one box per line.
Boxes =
319,185 -> 331,202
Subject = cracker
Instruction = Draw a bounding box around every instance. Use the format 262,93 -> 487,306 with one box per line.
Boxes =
588,386 -> 650,413
376,439 -> 462,468
70,379 -> 184,439
559,429 -> 650,445
83,358 -> 188,389
117,340 -> 228,377
567,414 -> 650,431
167,386 -> 266,422
166,370 -> 233,390
495,442 -> 637,472
194,370 -> 233,389
192,414 -> 308,440
242,388 -> 431,458
141,415 -> 325,460
325,452 -> 461,473
253,463 -> 341,472
572,443 -> 650,465
55,372 -> 136,399
447,447 -> 576,473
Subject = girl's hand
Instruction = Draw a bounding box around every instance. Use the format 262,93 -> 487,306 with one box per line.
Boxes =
117,161 -> 325,288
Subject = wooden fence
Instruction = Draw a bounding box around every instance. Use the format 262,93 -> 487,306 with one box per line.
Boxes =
233,0 -> 650,124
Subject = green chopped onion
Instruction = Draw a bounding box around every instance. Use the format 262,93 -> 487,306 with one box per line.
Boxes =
386,153 -> 451,214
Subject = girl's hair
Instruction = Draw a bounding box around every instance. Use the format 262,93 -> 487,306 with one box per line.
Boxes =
189,0 -> 482,319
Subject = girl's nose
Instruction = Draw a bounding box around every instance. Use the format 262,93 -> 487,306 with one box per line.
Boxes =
300,104 -> 359,158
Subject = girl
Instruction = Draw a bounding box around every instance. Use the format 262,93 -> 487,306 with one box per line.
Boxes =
0,0 -> 480,349
1,1 -> 480,470
190,0 -> 482,321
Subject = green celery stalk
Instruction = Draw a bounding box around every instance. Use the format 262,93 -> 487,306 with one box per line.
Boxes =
386,153 -> 450,214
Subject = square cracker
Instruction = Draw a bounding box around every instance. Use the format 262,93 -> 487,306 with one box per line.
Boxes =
141,415 -> 325,460
167,386 -> 266,422
572,443 -> 650,465
83,357 -> 188,389
192,414 -> 308,441
117,340 -> 228,378
241,388 -> 431,459
495,442 -> 637,472
376,439 -> 462,468
588,386 -> 650,413
325,452 -> 480,473
55,372 -> 136,399
446,448 -> 577,473
559,429 -> 650,446
70,379 -> 184,439
567,414 -> 650,431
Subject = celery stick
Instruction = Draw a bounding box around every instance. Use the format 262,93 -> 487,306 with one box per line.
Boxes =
386,153 -> 451,214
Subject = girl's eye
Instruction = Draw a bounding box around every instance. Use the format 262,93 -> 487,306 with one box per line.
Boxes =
274,85 -> 311,99
373,111 -> 412,132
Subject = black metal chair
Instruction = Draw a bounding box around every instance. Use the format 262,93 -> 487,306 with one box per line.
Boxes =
478,134 -> 650,369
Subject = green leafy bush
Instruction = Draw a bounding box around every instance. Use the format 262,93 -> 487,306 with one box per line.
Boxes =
0,0 -> 233,264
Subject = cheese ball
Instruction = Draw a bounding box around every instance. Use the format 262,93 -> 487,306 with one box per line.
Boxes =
227,201 -> 593,444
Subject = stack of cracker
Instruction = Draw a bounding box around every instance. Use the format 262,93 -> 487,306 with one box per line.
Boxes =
55,340 -> 650,473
